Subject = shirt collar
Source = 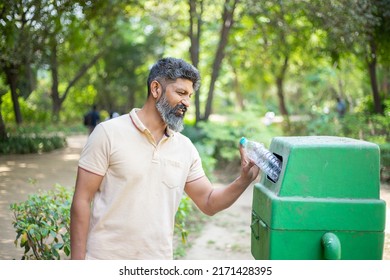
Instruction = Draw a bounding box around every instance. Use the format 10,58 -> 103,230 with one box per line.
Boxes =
129,108 -> 174,138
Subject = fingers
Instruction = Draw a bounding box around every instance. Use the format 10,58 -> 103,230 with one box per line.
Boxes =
239,141 -> 260,181
246,160 -> 258,174
239,143 -> 249,166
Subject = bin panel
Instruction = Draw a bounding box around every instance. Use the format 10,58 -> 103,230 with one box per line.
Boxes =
253,183 -> 386,231
265,230 -> 384,260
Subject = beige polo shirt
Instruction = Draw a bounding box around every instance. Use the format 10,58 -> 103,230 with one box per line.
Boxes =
78,108 -> 205,259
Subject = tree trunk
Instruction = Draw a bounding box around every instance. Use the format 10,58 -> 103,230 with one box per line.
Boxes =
276,56 -> 290,128
0,98 -> 7,140
381,66 -> 389,98
367,40 -> 383,115
189,0 -> 203,124
276,56 -> 289,116
50,43 -> 62,122
5,65 -> 23,125
203,0 -> 238,121
232,65 -> 244,110
49,40 -> 104,122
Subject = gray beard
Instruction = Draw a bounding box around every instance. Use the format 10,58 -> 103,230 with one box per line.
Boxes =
155,93 -> 185,133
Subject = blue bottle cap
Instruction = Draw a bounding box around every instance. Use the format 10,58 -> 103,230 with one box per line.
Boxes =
239,137 -> 247,146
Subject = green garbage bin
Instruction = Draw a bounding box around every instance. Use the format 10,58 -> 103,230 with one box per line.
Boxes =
251,136 -> 386,260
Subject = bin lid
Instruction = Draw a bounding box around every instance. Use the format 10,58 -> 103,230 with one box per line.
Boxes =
264,136 -> 380,199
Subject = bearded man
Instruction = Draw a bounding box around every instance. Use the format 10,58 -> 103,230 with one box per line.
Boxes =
70,57 -> 259,260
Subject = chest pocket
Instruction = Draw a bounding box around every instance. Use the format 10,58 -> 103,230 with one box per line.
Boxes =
160,158 -> 186,189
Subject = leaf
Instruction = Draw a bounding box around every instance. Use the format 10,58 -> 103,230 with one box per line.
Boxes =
24,244 -> 30,254
51,247 -> 60,260
20,232 -> 28,246
53,243 -> 64,250
64,245 -> 71,256
181,230 -> 188,245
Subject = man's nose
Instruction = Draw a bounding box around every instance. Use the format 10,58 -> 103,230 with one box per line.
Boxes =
181,98 -> 190,108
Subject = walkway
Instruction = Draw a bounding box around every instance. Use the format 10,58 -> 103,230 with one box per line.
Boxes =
0,135 -> 87,260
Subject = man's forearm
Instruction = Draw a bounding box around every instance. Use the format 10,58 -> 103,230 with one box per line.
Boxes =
206,176 -> 250,215
70,199 -> 91,260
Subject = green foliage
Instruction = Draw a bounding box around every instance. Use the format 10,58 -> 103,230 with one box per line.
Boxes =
10,185 -> 72,260
0,134 -> 66,155
1,0 -> 389,131
290,111 -> 390,142
183,111 -> 283,170
379,143 -> 390,182
289,96 -> 390,143
1,92 -> 50,123
0,122 -> 89,155
289,105 -> 390,182
62,84 -> 99,123
174,195 -> 193,244
380,143 -> 390,168
173,195 -> 206,259
5,122 -> 87,136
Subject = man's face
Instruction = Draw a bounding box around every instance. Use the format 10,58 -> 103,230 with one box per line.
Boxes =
155,78 -> 193,132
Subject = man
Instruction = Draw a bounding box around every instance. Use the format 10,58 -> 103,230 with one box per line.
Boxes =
70,57 -> 259,260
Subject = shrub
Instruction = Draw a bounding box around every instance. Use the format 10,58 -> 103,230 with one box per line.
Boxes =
10,185 -> 72,260
173,195 -> 206,259
289,112 -> 390,142
0,134 -> 67,154
174,195 -> 193,244
380,143 -> 390,182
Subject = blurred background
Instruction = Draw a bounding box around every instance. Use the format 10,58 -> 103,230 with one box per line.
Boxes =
0,0 -> 389,144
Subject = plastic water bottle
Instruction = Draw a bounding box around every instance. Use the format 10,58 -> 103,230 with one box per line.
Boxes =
240,137 -> 282,182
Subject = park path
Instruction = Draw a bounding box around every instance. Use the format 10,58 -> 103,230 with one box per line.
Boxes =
0,135 -> 87,260
0,134 -> 389,260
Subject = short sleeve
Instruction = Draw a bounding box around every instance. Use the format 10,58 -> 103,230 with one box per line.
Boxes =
186,143 -> 205,183
78,124 -> 110,176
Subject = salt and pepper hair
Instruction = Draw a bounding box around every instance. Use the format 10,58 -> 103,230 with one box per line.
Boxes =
147,57 -> 201,96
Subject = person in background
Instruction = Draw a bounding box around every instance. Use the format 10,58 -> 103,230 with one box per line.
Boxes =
84,105 -> 100,134
336,97 -> 346,118
70,57 -> 259,260
105,111 -> 120,121
110,111 -> 120,119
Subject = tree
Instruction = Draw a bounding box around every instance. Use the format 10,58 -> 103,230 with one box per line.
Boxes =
0,89 -> 7,140
40,1 -> 119,121
244,0 -> 313,127
92,9 -> 166,113
202,0 -> 239,121
362,0 -> 390,114
0,0 -> 42,124
188,0 -> 204,122
1,1 -> 131,124
304,0 -> 390,115
142,0 -> 239,122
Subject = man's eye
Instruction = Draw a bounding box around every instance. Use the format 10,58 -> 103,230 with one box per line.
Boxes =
178,92 -> 192,98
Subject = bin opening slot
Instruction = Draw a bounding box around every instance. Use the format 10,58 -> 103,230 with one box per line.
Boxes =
266,153 -> 283,183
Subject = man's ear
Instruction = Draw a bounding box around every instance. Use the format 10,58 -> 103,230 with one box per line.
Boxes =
150,80 -> 161,99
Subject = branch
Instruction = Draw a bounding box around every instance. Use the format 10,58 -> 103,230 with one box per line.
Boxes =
60,50 -> 104,102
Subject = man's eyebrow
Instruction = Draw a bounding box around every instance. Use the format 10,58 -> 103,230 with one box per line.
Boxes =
175,86 -> 191,94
